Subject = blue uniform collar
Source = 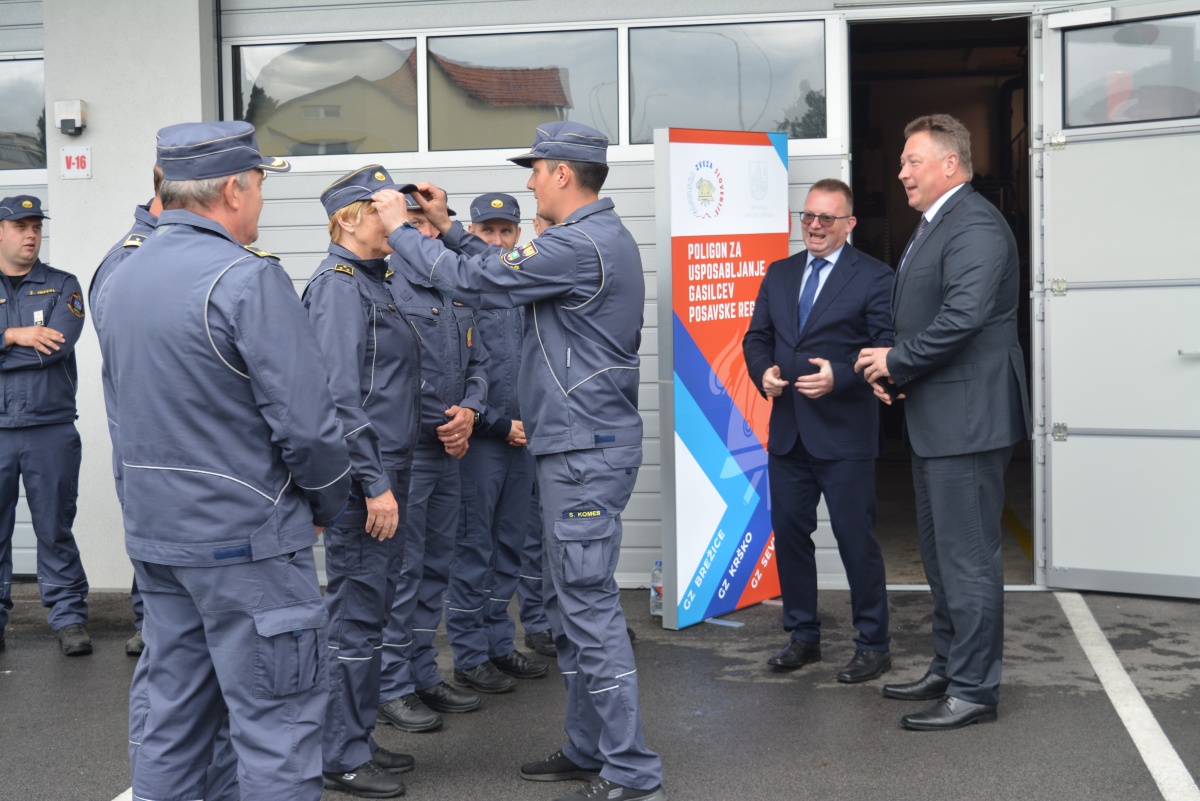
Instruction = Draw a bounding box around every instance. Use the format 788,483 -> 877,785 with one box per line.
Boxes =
561,197 -> 614,225
158,208 -> 241,244
9,259 -> 49,286
327,242 -> 389,281
133,202 -> 159,234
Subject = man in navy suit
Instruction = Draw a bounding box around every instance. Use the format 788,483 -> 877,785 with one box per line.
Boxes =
743,178 -> 894,684
856,114 -> 1030,731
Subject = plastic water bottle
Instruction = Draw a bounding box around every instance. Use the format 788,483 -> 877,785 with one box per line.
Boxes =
649,560 -> 664,617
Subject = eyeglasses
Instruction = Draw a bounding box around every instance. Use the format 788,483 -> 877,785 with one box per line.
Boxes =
799,212 -> 852,227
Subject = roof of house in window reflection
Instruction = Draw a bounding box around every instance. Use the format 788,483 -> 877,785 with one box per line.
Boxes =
373,48 -> 419,106
428,52 -> 571,108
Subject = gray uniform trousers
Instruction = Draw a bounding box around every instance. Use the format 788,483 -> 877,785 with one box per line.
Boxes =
380,443 -> 460,699
0,423 -> 88,631
912,445 -> 1012,706
538,445 -> 663,791
446,436 -> 536,667
129,627 -> 239,801
515,478 -> 550,635
323,466 -> 409,771
130,549 -> 328,801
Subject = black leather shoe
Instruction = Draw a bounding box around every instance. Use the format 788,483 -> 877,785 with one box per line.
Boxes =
323,760 -> 405,798
836,649 -> 892,683
520,748 -> 601,782
767,639 -> 821,669
454,661 -> 516,694
525,629 -> 557,657
378,694 -> 442,733
492,649 -> 549,679
902,696 -> 997,731
56,624 -> 93,656
882,672 -> 951,701
371,746 -> 415,775
417,680 -> 482,712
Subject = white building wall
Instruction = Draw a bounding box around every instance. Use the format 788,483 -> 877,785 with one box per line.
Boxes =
41,0 -> 219,591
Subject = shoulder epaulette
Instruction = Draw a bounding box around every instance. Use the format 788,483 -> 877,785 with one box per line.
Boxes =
124,234 -> 146,248
334,263 -> 355,276
243,245 -> 277,259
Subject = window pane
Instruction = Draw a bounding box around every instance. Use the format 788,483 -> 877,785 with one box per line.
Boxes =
0,60 -> 46,169
428,31 -> 617,151
630,22 -> 826,144
1065,14 -> 1200,127
234,39 -> 418,157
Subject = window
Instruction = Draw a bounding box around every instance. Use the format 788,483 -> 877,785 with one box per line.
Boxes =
0,59 -> 46,170
629,21 -> 826,144
233,39 -> 418,157
1065,14 -> 1200,127
427,30 -> 618,151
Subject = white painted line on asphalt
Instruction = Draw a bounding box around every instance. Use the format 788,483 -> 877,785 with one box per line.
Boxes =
1056,591 -> 1200,801
110,789 -> 132,801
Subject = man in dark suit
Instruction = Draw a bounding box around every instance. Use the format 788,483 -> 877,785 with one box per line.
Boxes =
855,114 -> 1030,730
743,178 -> 895,684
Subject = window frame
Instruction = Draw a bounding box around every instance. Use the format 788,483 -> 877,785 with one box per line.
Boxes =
220,12 -> 849,171
0,51 -> 48,183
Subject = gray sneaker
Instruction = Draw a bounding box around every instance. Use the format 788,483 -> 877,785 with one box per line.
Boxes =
555,777 -> 667,801
56,624 -> 93,656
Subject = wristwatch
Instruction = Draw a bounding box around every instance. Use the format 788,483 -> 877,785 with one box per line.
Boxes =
473,410 -> 482,428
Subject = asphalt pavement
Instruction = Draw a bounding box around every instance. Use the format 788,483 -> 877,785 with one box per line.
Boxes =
1,583 -> 1197,801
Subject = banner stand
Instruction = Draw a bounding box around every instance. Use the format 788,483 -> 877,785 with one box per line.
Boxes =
655,128 -> 792,630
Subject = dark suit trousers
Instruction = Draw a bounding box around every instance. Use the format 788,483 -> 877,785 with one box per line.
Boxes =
911,445 -> 1012,705
768,439 -> 889,650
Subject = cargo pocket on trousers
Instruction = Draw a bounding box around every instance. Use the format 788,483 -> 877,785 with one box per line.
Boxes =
554,515 -> 617,589
253,600 -> 328,699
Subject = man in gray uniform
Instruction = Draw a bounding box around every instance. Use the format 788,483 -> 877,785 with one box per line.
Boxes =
0,194 -> 91,656
97,121 -> 352,801
374,121 -> 666,801
444,192 -> 548,692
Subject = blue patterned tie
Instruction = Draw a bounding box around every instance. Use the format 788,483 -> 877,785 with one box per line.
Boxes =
898,216 -> 930,277
797,258 -> 828,335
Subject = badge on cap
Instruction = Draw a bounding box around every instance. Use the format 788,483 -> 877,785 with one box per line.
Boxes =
374,171 -> 386,181
21,200 -> 33,209
490,199 -> 504,208
501,242 -> 538,269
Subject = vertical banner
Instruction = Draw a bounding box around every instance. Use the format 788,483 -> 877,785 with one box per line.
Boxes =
655,128 -> 791,629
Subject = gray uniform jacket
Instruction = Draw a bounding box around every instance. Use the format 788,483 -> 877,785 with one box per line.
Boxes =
0,259 -> 84,428
887,184 -> 1031,457
386,258 -> 489,443
303,244 -> 421,497
98,209 -> 351,566
387,197 -> 643,457
90,202 -> 158,503
474,306 -> 524,441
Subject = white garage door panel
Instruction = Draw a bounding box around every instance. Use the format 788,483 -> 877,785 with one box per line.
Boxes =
1045,286 -> 1200,431
1044,133 -> 1200,284
1048,436 -> 1200,594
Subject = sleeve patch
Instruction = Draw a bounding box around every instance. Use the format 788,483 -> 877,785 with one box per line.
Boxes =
243,245 -> 277,259
501,242 -> 538,269
334,263 -> 355,276
67,292 -> 85,318
123,234 -> 146,248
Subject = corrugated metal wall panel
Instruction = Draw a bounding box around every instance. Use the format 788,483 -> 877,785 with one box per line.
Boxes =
0,0 -> 42,52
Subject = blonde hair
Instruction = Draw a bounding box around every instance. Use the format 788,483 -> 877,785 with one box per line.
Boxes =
328,199 -> 376,243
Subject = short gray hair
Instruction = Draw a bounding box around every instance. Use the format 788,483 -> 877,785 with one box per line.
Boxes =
904,114 -> 974,180
160,170 -> 253,211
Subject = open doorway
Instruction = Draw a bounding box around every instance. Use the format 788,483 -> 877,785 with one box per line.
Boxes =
848,17 -> 1034,584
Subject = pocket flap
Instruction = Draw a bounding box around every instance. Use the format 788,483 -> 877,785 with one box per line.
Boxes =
927,362 -> 977,383
554,513 -> 617,544
253,601 -> 327,638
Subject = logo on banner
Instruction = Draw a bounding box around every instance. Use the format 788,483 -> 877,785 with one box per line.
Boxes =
686,160 -> 725,219
749,161 -> 768,200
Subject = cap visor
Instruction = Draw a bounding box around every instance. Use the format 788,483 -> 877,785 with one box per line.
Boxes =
258,157 -> 292,173
507,153 -> 536,168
